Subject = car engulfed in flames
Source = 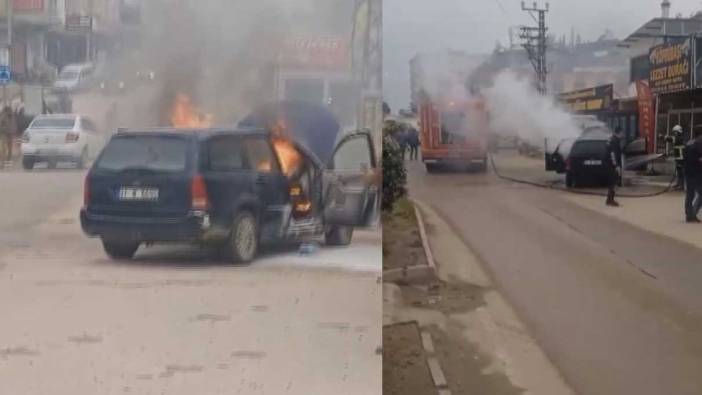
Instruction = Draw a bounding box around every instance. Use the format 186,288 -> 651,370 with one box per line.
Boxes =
168,95 -> 303,181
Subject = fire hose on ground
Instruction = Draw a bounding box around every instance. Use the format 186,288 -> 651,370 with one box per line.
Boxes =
488,154 -> 678,198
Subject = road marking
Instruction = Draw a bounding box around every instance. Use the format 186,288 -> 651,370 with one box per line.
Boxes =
427,357 -> 448,388
421,331 -> 435,353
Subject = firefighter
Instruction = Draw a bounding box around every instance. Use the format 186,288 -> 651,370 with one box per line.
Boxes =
684,129 -> 702,222
605,127 -> 624,207
666,125 -> 686,190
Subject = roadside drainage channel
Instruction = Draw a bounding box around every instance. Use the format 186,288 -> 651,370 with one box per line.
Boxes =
383,202 -> 437,284
383,200 -> 452,394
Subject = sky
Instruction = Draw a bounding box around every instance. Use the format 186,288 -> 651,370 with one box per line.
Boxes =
383,0 -> 702,111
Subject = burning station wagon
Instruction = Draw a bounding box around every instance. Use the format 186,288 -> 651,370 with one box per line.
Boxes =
80,127 -> 378,263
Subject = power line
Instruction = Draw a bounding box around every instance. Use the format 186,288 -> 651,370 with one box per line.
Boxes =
520,1 -> 549,94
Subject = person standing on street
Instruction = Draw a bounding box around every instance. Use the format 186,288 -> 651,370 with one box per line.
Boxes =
605,127 -> 624,207
683,129 -> 702,222
0,106 -> 17,166
408,126 -> 420,160
666,125 -> 686,190
396,124 -> 408,160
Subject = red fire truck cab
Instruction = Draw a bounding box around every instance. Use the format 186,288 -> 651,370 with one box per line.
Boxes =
419,97 -> 489,172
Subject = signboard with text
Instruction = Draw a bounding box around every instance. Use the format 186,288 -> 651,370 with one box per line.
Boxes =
277,36 -> 349,70
636,80 -> 655,154
66,15 -> 93,33
558,84 -> 614,113
649,38 -> 692,95
12,0 -> 43,12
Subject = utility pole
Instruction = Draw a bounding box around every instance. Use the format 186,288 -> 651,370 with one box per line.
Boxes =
4,0 -> 12,107
519,1 -> 549,94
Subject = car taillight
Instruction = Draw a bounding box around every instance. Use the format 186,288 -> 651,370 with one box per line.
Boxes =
65,132 -> 79,143
191,174 -> 210,210
21,133 -> 29,143
83,175 -> 90,208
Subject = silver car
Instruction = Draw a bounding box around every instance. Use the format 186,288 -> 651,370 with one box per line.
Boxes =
21,114 -> 104,170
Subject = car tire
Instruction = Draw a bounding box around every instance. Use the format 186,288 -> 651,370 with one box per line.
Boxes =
22,157 -> 34,170
77,148 -> 88,169
475,158 -> 488,173
224,211 -> 258,264
565,172 -> 576,188
102,239 -> 139,260
426,163 -> 438,173
47,160 -> 57,169
325,225 -> 354,246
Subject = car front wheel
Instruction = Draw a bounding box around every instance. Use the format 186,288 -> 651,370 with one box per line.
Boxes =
22,157 -> 34,170
101,239 -> 139,260
224,211 -> 258,264
325,225 -> 354,246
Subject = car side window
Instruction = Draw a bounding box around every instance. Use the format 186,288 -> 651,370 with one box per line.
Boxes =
244,138 -> 279,173
208,136 -> 245,172
333,134 -> 372,171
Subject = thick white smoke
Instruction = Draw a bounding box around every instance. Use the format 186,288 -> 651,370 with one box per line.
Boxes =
483,71 -> 580,152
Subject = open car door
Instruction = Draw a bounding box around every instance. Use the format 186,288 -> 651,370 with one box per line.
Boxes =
324,130 -> 379,227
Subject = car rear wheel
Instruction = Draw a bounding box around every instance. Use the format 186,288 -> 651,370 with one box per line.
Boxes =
474,158 -> 488,173
101,239 -> 139,260
325,225 -> 354,246
426,163 -> 439,173
47,160 -> 57,169
224,211 -> 258,264
22,157 -> 34,170
565,172 -> 576,188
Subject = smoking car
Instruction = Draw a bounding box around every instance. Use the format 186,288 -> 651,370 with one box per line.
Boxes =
546,126 -> 613,187
80,127 -> 378,263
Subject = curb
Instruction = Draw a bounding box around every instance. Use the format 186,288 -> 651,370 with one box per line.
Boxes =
421,328 -> 451,394
382,199 -> 437,283
412,200 -> 437,271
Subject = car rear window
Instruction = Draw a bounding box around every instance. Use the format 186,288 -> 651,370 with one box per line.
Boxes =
30,118 -> 76,129
95,136 -> 190,172
570,140 -> 608,156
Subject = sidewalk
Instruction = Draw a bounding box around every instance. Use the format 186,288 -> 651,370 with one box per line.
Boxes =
383,199 -> 573,395
567,191 -> 702,250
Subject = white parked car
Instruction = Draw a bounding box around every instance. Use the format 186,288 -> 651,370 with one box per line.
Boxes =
53,63 -> 94,92
21,114 -> 103,170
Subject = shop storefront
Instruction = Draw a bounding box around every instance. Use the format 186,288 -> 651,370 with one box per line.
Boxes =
647,37 -> 697,154
558,84 -> 640,145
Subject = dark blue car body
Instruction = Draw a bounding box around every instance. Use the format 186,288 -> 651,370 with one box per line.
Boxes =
80,127 -> 378,262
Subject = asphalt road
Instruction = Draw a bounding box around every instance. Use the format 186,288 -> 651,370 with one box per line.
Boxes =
407,154 -> 702,395
0,90 -> 382,394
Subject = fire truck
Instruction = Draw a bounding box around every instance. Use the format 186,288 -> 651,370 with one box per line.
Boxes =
418,96 -> 489,172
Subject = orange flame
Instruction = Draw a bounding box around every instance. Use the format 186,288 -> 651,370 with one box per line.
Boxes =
170,94 -> 213,128
266,116 -> 302,177
272,137 -> 302,177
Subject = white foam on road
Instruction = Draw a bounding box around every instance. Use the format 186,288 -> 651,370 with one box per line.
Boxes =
256,229 -> 382,273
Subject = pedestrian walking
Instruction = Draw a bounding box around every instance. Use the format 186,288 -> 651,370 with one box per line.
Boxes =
396,125 -> 408,160
0,106 -> 17,166
684,130 -> 702,222
408,126 -> 420,160
605,127 -> 624,207
666,125 -> 686,190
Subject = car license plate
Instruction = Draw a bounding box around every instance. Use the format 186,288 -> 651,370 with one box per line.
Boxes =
584,160 -> 602,166
118,187 -> 159,201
